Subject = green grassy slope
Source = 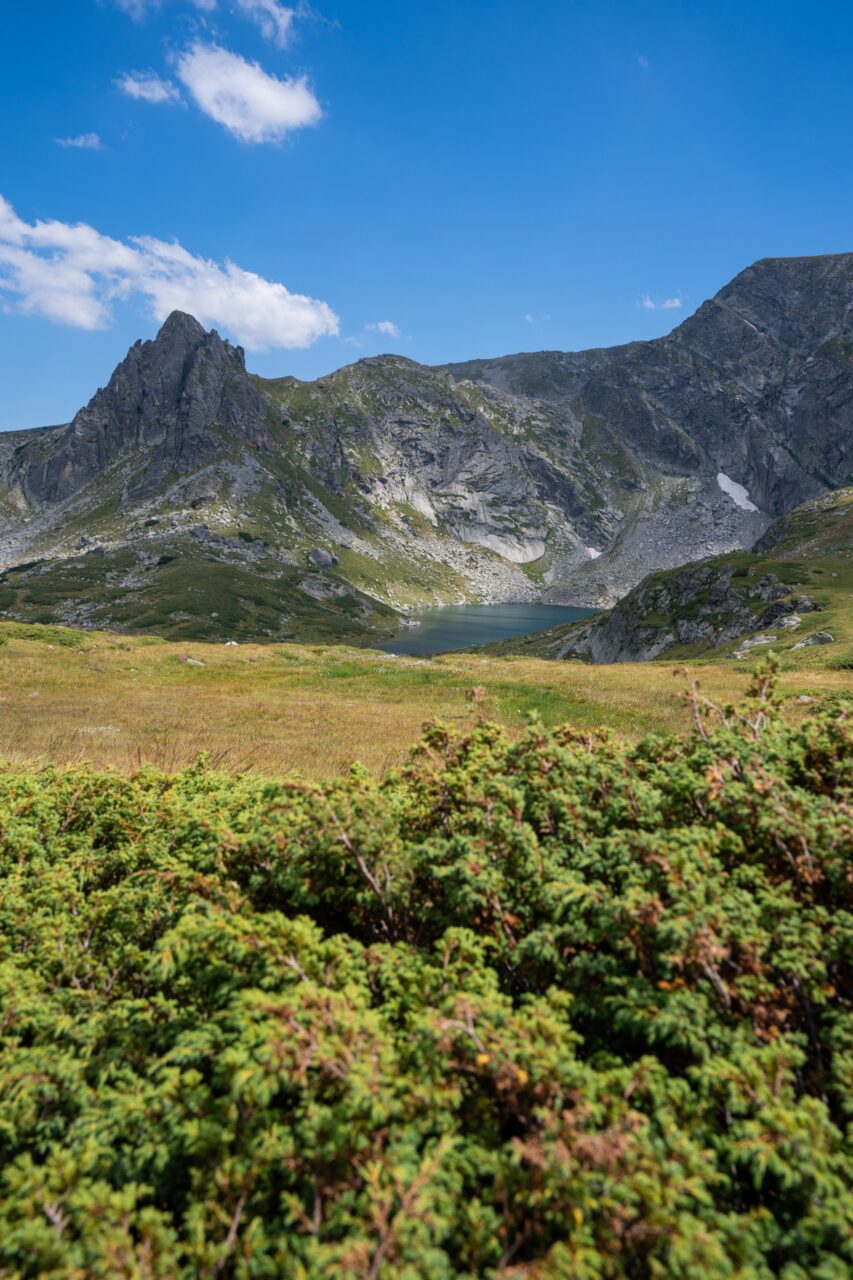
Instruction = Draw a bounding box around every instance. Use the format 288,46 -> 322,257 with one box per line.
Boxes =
0,547 -> 399,645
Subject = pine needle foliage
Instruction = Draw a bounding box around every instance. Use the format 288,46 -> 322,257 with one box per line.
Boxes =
0,663 -> 850,1278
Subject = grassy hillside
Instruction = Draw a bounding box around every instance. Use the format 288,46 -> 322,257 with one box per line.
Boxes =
0,672 -> 849,1277
0,620 -> 849,777
0,548 -> 400,646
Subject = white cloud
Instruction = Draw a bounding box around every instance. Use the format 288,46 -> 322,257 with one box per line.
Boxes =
0,194 -> 339,350
366,320 -> 400,338
110,0 -> 161,17
523,312 -> 535,324
235,0 -> 296,46
637,53 -> 649,70
639,293 -> 683,311
110,0 -> 213,15
55,133 -> 104,150
117,71 -> 183,104
175,42 -> 321,142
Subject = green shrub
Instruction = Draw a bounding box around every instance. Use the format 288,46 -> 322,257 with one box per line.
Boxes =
0,665 -> 850,1278
0,621 -> 85,647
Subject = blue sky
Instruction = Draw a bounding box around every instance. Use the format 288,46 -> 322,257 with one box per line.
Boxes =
2,0 -> 852,429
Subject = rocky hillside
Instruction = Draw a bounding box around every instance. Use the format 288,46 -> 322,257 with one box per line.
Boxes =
0,254 -> 851,642
483,488 -> 852,665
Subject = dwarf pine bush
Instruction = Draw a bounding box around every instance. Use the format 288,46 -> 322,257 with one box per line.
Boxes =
0,666 -> 850,1278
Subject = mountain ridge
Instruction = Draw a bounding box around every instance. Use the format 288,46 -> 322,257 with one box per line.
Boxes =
1,252 -> 850,643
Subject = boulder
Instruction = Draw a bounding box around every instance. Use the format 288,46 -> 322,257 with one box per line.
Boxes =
307,547 -> 339,569
792,631 -> 835,649
299,575 -> 351,601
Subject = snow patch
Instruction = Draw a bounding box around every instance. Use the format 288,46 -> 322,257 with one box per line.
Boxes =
717,472 -> 758,513
586,546 -> 602,560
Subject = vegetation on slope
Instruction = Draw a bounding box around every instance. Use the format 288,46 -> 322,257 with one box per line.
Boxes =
0,665 -> 850,1277
0,549 -> 398,645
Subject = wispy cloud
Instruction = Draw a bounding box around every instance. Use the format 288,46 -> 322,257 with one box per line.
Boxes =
175,42 -> 321,143
523,312 -> 535,324
639,293 -> 683,311
109,0 -> 162,17
116,70 -> 183,104
110,0 -> 215,16
235,0 -> 297,47
55,132 -> 104,150
637,53 -> 649,70
0,194 -> 339,350
366,320 -> 400,338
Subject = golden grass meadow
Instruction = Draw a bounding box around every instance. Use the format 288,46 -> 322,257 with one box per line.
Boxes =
1,621 -> 848,778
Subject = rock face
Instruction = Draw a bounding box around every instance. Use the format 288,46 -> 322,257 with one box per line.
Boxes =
16,313 -> 270,507
553,562 -> 819,663
494,488 -> 851,664
442,254 -> 853,519
0,253 -> 851,642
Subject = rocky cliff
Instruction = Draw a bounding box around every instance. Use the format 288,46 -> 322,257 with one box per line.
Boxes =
443,254 -> 853,513
483,489 -> 852,665
17,313 -> 271,507
0,253 -> 850,643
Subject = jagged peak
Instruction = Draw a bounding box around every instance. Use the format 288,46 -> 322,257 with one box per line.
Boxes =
98,311 -> 213,395
145,311 -> 248,373
154,310 -> 208,345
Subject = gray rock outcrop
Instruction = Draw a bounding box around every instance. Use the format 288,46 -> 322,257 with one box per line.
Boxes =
792,630 -> 835,649
16,313 -> 270,506
549,560 -> 817,663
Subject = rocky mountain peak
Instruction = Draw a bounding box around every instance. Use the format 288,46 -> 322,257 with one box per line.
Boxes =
107,310 -> 247,399
142,310 -> 248,372
677,251 -> 853,356
16,310 -> 266,506
153,309 -> 208,346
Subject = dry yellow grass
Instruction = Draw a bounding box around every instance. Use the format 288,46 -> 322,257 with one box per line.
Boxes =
1,624 -> 848,778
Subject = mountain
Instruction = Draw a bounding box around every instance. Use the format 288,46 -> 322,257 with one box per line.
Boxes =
0,253 -> 851,643
480,488 -> 852,665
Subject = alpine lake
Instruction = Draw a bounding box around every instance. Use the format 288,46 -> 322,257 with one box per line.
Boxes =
375,602 -> 597,657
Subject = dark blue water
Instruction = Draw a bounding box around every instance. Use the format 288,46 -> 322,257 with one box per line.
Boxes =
376,603 -> 597,656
